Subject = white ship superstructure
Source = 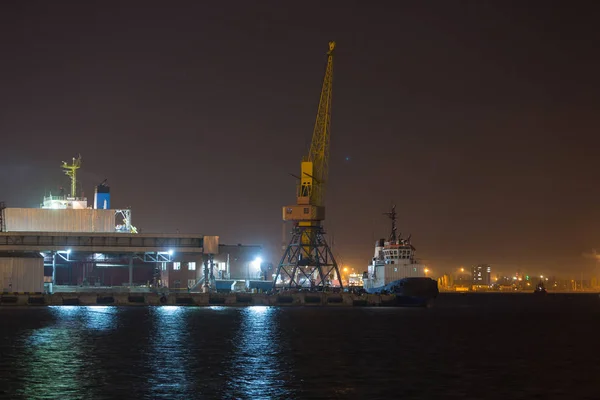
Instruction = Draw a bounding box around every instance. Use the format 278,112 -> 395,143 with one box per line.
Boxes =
42,195 -> 88,209
363,206 -> 427,291
2,156 -> 136,234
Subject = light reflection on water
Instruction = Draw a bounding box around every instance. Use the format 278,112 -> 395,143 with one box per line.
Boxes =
21,327 -> 82,399
47,305 -> 118,331
158,305 -> 183,314
4,297 -> 594,399
1,306 -> 293,399
147,306 -> 193,398
225,306 -> 291,399
18,306 -> 119,399
84,306 -> 118,331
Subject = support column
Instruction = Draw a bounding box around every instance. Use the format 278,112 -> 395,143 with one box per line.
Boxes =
128,254 -> 133,287
226,253 -> 230,280
195,256 -> 202,290
51,252 -> 56,293
161,261 -> 168,288
154,262 -> 160,288
203,258 -> 210,293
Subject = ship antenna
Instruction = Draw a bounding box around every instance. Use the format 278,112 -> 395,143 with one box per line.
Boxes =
61,154 -> 82,198
383,205 -> 397,242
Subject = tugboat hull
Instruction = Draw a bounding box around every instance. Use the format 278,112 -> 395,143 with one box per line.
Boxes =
394,296 -> 435,307
366,277 -> 439,307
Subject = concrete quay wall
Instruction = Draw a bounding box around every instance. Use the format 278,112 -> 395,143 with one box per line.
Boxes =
0,292 -> 402,307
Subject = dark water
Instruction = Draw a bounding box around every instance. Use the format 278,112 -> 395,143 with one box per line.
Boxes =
1,294 -> 599,399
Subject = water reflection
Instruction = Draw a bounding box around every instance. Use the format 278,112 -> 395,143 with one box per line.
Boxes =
159,305 -> 183,314
45,305 -> 118,331
225,306 -> 291,399
19,306 -> 117,399
5,306 -> 291,399
147,306 -> 192,398
84,306 -> 118,331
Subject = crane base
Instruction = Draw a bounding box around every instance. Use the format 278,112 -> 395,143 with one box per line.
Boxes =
272,224 -> 343,290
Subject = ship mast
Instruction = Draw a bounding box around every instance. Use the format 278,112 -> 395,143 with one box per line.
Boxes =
61,155 -> 82,198
383,205 -> 398,242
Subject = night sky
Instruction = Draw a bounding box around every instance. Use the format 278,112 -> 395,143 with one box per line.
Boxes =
1,1 -> 599,277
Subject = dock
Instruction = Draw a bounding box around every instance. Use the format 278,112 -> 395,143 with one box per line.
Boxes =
0,291 -> 410,307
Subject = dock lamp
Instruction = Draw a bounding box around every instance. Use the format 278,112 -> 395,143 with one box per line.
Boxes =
248,257 -> 263,280
251,257 -> 263,270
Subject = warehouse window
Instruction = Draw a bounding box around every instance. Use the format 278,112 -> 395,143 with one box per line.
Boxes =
173,262 -> 181,270
188,262 -> 196,271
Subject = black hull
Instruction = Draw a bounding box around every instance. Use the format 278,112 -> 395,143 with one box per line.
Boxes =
367,277 -> 439,306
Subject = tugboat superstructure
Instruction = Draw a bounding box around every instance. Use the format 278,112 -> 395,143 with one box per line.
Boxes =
363,206 -> 438,306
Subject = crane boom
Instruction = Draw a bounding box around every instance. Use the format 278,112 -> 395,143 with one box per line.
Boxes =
304,41 -> 335,207
284,42 -> 335,223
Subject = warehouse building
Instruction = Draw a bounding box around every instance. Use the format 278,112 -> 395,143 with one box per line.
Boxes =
0,160 -> 270,293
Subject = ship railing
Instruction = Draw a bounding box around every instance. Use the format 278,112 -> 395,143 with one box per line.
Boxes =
43,195 -> 88,202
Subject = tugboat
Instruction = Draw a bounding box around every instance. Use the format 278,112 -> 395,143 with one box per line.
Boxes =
534,280 -> 547,295
363,206 -> 439,306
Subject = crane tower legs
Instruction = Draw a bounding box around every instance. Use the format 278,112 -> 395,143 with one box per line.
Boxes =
272,224 -> 343,290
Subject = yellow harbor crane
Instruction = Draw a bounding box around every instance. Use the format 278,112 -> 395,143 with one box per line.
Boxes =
273,42 -> 342,290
